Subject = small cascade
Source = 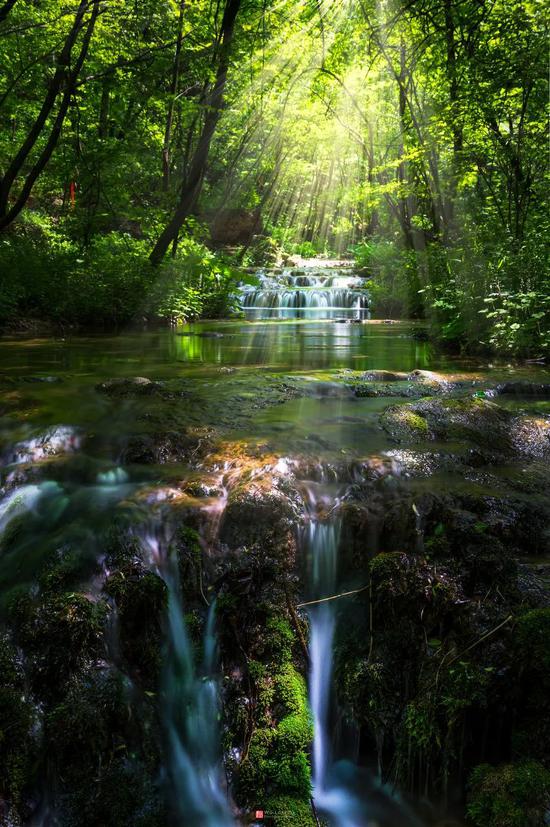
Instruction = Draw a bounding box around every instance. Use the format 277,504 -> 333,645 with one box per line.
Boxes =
240,263 -> 370,320
139,527 -> 233,827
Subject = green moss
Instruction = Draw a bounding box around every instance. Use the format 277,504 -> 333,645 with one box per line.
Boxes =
262,794 -> 316,826
402,410 -> 429,432
46,668 -> 127,765
39,546 -> 100,593
236,662 -> 312,805
263,616 -> 294,663
467,761 -> 550,827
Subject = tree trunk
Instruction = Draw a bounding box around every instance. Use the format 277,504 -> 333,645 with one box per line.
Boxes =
150,0 -> 242,265
162,0 -> 185,191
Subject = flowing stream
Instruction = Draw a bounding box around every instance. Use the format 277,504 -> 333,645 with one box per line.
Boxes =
1,260 -> 548,825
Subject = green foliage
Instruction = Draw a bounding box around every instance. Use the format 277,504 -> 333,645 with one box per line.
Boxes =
467,761 -> 550,827
0,215 -> 242,326
352,239 -> 417,318
144,235 -> 243,321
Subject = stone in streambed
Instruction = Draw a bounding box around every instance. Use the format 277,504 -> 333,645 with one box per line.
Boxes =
96,377 -> 164,396
380,396 -> 550,457
495,381 -> 550,396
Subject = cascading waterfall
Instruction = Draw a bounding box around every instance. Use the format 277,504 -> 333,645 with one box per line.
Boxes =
139,527 -> 233,827
240,264 -> 370,320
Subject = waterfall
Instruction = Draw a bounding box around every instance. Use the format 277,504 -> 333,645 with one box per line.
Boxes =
306,508 -> 420,827
240,264 -> 370,320
307,517 -> 366,827
308,520 -> 339,798
139,528 -> 234,827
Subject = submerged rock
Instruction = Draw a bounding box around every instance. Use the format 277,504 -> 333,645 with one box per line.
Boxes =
96,376 -> 164,396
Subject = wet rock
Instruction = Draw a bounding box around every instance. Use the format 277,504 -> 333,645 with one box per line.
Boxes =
380,404 -> 433,441
517,564 -> 550,608
407,368 -> 451,390
363,370 -> 409,382
0,635 -> 38,818
380,397 -> 516,450
220,471 -> 301,557
96,376 -> 164,396
4,425 -> 82,465
511,416 -> 550,459
17,592 -> 108,699
105,567 -> 167,687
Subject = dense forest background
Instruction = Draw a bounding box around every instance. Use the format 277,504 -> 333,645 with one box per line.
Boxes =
0,0 -> 548,353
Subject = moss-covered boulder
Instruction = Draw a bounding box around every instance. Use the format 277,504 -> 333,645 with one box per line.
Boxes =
380,396 -> 550,459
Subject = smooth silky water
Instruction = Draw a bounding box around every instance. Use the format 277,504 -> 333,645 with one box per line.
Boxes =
1,263 -> 549,825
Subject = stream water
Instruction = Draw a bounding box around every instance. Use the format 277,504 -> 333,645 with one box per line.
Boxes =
1,261 -> 549,825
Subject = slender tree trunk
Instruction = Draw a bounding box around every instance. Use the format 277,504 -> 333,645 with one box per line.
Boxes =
0,0 -> 100,230
162,0 -> 185,191
150,0 -> 242,265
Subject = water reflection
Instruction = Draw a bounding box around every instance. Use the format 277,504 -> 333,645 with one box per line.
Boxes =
173,321 -> 433,373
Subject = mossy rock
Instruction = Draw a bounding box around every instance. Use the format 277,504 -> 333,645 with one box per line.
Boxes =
262,793 -> 316,826
381,396 -> 510,448
235,662 -> 312,806
467,760 -> 550,827
380,405 -> 431,441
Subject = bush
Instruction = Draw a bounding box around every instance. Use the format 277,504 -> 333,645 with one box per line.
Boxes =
0,213 -> 244,328
351,238 -> 421,318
